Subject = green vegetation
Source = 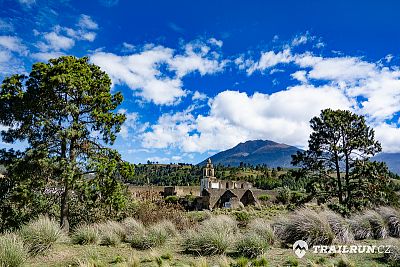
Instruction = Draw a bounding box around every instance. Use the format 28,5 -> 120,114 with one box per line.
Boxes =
0,233 -> 27,267
292,109 -> 396,212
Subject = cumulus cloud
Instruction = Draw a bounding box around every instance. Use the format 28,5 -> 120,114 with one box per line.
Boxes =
0,36 -> 27,54
78,14 -> 98,30
91,40 -> 225,105
142,86 -> 353,153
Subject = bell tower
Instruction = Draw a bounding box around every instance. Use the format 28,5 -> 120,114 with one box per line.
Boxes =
200,158 -> 216,193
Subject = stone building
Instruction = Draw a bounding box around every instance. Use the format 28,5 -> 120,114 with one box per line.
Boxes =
197,158 -> 267,210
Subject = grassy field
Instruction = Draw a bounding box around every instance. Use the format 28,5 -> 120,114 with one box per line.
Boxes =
25,239 -> 395,267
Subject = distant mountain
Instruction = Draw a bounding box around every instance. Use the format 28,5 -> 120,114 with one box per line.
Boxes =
199,140 -> 302,168
372,153 -> 400,174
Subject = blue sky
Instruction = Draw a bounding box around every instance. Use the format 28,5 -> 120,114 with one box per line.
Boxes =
1,0 -> 400,164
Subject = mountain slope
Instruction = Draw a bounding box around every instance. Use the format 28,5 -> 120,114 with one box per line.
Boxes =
372,153 -> 400,174
200,140 -> 302,167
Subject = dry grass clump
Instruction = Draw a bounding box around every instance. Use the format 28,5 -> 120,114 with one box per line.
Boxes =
182,215 -> 238,255
350,210 -> 387,240
247,218 -> 275,245
71,224 -> 100,245
19,216 -> 65,256
321,210 -> 354,243
235,231 -> 269,258
128,220 -> 178,250
278,208 -> 334,246
377,206 -> 400,237
97,221 -> 125,246
0,233 -> 28,267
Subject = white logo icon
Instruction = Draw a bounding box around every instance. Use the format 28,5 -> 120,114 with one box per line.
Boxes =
293,240 -> 308,258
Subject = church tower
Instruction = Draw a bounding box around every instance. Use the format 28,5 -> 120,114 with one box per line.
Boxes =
200,158 -> 216,193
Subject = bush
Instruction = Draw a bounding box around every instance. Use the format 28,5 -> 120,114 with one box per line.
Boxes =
236,232 -> 269,258
0,233 -> 28,267
377,207 -> 400,237
276,187 -> 291,204
71,224 -> 100,245
165,195 -> 179,204
363,210 -> 387,239
182,215 -> 238,255
232,211 -> 250,223
321,210 -> 353,243
279,208 -> 334,246
247,218 -> 275,245
129,220 -> 177,250
252,257 -> 269,267
19,216 -> 64,255
258,194 -> 270,201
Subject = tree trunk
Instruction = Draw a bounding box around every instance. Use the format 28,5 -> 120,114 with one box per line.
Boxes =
335,153 -> 343,203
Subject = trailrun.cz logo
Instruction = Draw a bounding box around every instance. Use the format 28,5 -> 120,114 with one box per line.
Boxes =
292,240 -> 393,258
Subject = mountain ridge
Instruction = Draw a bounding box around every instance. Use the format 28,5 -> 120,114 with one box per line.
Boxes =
199,140 -> 400,174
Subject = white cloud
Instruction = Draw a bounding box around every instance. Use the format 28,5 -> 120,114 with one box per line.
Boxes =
117,109 -> 140,139
0,36 -> 27,54
91,40 -> 225,105
192,90 -> 208,101
246,49 -> 292,75
0,19 -> 14,32
41,32 -> 75,51
142,86 -> 353,153
78,15 -> 98,30
374,123 -> 400,153
291,70 -> 308,83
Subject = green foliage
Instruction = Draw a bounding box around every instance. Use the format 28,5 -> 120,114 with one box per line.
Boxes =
292,109 -> 389,211
232,257 -> 249,267
276,187 -> 291,204
165,195 -> 179,204
252,257 -> 269,267
19,216 -> 64,256
0,56 -> 134,232
232,211 -> 250,223
336,256 -> 355,267
0,233 -> 27,267
257,194 -> 270,201
284,257 -> 299,266
71,224 -> 100,245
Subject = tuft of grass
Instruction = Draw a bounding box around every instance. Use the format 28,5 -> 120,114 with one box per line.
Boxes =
350,210 -> 387,240
19,216 -> 64,256
252,257 -> 269,267
285,257 -> 299,266
232,257 -> 249,267
247,218 -> 275,245
236,232 -> 269,258
322,210 -> 354,243
377,207 -> 400,238
383,241 -> 400,267
278,208 -> 334,246
336,256 -> 355,267
97,221 -> 125,246
122,218 -> 146,242
129,220 -> 177,250
0,233 -> 28,267
182,215 -> 238,255
71,224 -> 100,245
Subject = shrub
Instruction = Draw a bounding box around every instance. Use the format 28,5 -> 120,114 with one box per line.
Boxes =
129,220 -> 177,250
0,233 -> 28,267
285,257 -> 299,266
182,215 -> 238,255
232,257 -> 249,267
321,210 -> 353,243
165,195 -> 179,204
232,211 -> 250,223
258,194 -> 270,201
19,216 -> 64,255
279,208 -> 334,246
71,224 -> 100,245
236,232 -> 269,258
276,187 -> 291,204
377,207 -> 400,237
